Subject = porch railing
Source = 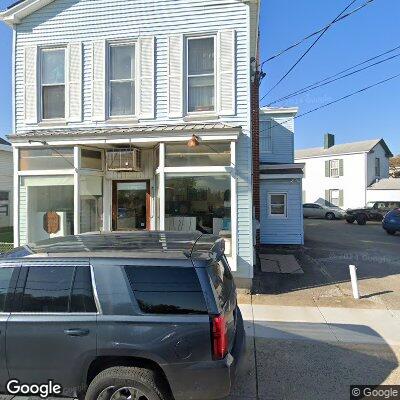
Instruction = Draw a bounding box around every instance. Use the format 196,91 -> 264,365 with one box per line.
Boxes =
0,242 -> 13,253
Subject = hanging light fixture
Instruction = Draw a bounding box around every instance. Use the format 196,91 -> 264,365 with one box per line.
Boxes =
187,134 -> 200,148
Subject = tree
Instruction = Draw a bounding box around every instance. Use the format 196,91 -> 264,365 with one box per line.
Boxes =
389,155 -> 400,178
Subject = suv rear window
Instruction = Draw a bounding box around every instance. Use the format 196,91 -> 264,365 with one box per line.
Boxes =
207,258 -> 234,307
125,266 -> 207,315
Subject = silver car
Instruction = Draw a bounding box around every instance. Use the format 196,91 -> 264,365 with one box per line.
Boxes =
303,203 -> 346,220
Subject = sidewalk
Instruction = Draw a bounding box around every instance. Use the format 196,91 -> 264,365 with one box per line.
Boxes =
227,302 -> 400,400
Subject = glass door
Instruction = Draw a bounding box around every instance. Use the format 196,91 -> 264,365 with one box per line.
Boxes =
112,181 -> 150,231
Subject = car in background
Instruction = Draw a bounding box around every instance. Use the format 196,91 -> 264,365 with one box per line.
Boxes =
303,203 -> 346,220
346,201 -> 400,225
382,208 -> 400,235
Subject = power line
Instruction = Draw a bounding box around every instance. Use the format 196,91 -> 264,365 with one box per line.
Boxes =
260,0 -> 373,102
260,0 -> 375,67
259,72 -> 400,136
266,50 -> 400,106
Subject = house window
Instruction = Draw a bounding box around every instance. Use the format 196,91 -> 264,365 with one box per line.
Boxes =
260,120 -> 272,153
375,157 -> 381,177
109,44 -> 136,117
0,191 -> 10,217
330,159 -> 340,178
269,193 -> 287,217
0,191 -> 9,201
330,189 -> 340,207
187,37 -> 215,113
41,48 -> 66,120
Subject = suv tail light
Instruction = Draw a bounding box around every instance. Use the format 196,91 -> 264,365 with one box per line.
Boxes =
211,315 -> 228,360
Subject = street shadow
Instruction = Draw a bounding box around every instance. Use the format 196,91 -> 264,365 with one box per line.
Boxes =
227,321 -> 398,400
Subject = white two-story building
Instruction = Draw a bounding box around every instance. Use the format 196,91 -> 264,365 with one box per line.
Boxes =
296,134 -> 393,209
0,0 -> 261,287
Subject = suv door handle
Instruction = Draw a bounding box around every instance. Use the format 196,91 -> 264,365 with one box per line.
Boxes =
64,329 -> 90,337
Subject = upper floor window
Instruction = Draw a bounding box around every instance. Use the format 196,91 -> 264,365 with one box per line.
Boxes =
187,37 -> 215,113
375,157 -> 381,177
41,48 -> 66,120
260,120 -> 272,153
330,159 -> 340,178
109,44 -> 136,117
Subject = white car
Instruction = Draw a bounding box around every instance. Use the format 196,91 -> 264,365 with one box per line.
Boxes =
303,203 -> 346,220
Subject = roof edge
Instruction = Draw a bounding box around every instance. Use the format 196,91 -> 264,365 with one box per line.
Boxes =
260,107 -> 299,116
1,0 -> 55,27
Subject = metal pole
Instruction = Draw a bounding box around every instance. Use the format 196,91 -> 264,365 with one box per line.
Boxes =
349,265 -> 360,299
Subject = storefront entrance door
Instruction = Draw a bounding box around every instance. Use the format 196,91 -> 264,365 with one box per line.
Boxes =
112,181 -> 150,231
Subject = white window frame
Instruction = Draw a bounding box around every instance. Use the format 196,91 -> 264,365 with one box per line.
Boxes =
268,192 -> 287,219
375,157 -> 381,177
107,42 -> 138,119
260,120 -> 273,153
39,47 -> 67,122
329,189 -> 340,207
186,35 -> 216,115
330,159 -> 340,178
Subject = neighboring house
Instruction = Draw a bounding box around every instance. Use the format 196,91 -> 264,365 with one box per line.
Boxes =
0,138 -> 13,229
366,178 -> 400,203
258,108 -> 304,245
0,0 -> 260,288
295,134 -> 393,209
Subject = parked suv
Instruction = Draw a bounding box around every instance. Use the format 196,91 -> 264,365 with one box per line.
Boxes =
345,201 -> 400,225
0,232 -> 245,400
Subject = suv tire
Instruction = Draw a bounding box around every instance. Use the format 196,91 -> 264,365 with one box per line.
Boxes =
346,217 -> 355,224
386,230 -> 396,235
85,366 -> 169,400
356,214 -> 367,225
325,212 -> 335,220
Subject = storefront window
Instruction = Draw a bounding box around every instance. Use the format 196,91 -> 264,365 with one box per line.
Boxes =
80,176 -> 103,233
19,176 -> 74,244
19,148 -> 74,170
165,174 -> 231,236
81,149 -> 103,170
165,143 -> 230,167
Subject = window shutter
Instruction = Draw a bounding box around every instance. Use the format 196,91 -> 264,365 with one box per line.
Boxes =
325,190 -> 330,206
92,40 -> 106,122
67,42 -> 83,122
339,190 -> 344,207
339,159 -> 344,176
138,36 -> 155,119
24,46 -> 38,124
325,160 -> 330,177
168,34 -> 183,118
217,29 -> 235,116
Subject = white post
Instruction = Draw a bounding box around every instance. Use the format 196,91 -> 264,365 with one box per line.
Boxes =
159,143 -> 165,230
349,265 -> 360,299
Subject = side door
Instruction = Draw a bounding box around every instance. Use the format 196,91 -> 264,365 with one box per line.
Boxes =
6,260 -> 98,397
0,263 -> 19,392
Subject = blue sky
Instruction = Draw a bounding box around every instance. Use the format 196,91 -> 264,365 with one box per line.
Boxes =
0,0 -> 399,155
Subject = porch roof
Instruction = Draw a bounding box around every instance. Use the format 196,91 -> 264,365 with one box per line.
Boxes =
8,122 -> 241,143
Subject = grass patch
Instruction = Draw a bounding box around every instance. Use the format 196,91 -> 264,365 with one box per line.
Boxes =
0,227 -> 13,243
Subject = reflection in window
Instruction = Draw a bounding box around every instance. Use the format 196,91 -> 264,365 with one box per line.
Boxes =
0,268 -> 14,312
165,174 -> 231,235
81,149 -> 103,170
269,193 -> 287,217
19,148 -> 74,170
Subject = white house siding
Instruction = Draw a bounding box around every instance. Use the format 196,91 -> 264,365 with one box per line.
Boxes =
260,179 -> 304,245
259,114 -> 294,164
0,149 -> 13,228
13,0 -> 254,279
366,189 -> 400,203
366,144 -> 390,186
297,153 -> 367,209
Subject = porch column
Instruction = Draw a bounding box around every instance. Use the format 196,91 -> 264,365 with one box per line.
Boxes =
13,147 -> 19,247
73,146 -> 80,235
159,143 -> 165,230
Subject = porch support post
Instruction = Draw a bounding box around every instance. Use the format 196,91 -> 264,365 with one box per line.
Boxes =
73,146 -> 80,235
159,143 -> 165,230
230,141 -> 237,270
13,147 -> 19,247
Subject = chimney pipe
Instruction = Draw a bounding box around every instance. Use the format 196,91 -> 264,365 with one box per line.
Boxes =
324,133 -> 335,149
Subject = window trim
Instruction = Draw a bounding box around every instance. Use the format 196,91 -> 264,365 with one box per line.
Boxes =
375,157 -> 381,177
107,41 -> 138,119
330,159 -> 340,178
268,192 -> 288,219
329,189 -> 340,207
39,46 -> 67,122
260,119 -> 273,154
186,35 -> 217,115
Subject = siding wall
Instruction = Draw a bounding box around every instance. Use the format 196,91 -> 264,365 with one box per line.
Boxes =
259,114 -> 294,164
260,179 -> 303,245
366,144 -> 390,186
0,150 -> 13,228
14,0 -> 253,278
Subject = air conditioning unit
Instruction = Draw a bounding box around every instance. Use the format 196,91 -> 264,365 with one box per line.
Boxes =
106,148 -> 141,172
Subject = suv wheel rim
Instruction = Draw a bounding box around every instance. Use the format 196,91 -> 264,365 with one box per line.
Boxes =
98,386 -> 148,400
